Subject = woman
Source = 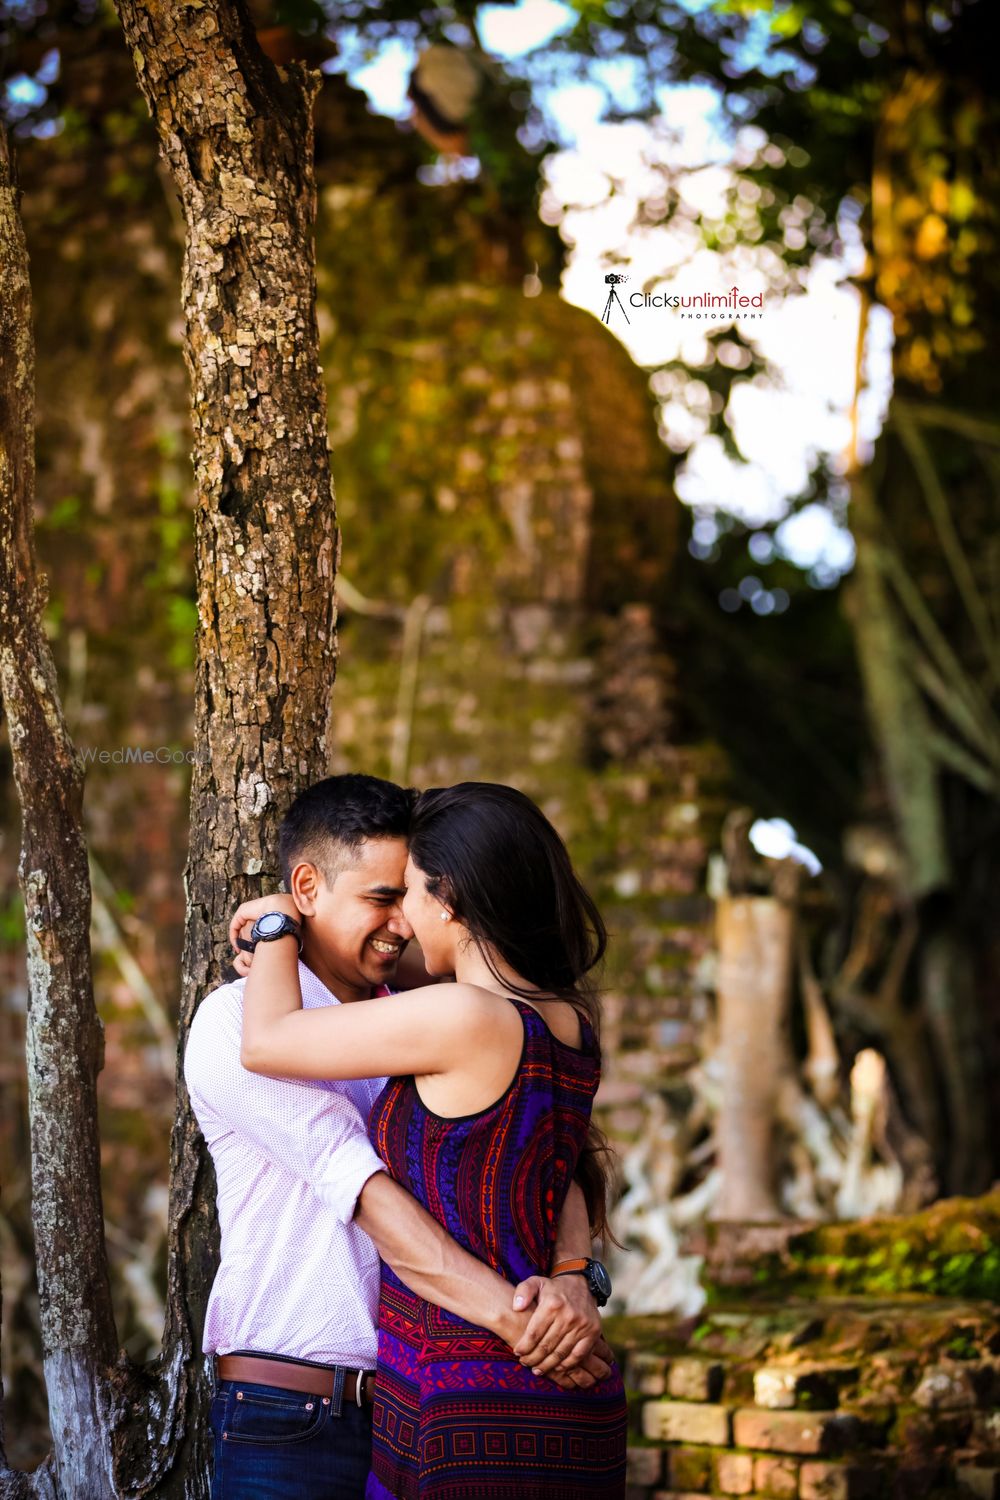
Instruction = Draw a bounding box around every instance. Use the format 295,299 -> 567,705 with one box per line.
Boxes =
234,782 -> 626,1499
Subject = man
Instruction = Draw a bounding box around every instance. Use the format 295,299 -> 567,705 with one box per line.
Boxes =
185,773 -> 611,1500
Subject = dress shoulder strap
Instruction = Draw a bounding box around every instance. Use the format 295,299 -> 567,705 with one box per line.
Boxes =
509,996 -> 597,1058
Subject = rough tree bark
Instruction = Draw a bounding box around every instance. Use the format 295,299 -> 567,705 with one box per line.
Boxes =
0,122 -> 117,1500
1,0 -> 340,1490
112,3 -> 339,1494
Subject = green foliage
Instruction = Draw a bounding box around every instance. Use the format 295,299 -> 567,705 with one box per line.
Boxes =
272,0 -> 329,33
107,168 -> 147,202
42,594 -> 65,640
137,443 -> 198,670
718,1190 -> 1000,1302
39,494 -> 82,531
0,890 -> 25,945
165,597 -> 198,670
102,100 -> 149,147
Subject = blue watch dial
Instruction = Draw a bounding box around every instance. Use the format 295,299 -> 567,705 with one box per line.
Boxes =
250,912 -> 301,950
256,912 -> 289,937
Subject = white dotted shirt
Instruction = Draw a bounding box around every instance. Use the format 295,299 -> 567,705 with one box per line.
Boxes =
185,961 -> 388,1368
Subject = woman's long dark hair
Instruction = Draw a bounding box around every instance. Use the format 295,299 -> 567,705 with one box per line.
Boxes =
408,781 -> 617,1242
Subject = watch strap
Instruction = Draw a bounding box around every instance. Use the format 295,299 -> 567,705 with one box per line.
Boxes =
551,1258 -> 590,1277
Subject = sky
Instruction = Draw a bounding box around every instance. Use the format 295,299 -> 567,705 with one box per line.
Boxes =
337,0 -> 893,583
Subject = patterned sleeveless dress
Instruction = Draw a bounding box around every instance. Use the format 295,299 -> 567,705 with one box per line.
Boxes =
365,998 -> 627,1500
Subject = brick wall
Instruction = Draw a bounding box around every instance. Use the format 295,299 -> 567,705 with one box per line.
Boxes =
612,1299 -> 1000,1499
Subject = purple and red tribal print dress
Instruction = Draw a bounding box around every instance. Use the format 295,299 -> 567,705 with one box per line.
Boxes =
365,998 -> 626,1500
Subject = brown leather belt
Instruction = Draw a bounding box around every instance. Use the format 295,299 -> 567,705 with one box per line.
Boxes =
215,1354 -> 375,1408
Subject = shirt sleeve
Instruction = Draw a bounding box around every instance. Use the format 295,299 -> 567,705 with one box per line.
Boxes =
185,984 -> 386,1225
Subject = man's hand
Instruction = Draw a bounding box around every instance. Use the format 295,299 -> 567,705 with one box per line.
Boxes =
231,920 -> 254,979
499,1300 -> 610,1392
509,1274 -> 611,1387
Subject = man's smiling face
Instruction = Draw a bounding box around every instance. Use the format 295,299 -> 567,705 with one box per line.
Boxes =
302,836 -> 412,999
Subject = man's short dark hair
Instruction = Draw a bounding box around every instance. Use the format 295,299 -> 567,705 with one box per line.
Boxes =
279,774 -> 417,888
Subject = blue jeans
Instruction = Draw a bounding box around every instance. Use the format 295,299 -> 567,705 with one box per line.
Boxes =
209,1372 -> 373,1500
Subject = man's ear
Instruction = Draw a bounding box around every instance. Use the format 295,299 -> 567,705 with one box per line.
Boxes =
289,860 -> 324,916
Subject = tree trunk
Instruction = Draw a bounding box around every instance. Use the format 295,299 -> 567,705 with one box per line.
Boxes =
843,475 -> 951,903
712,895 -> 796,1222
112,4 -> 339,1495
0,123 -> 118,1500
2,0 -> 340,1489
837,34 -> 1000,1189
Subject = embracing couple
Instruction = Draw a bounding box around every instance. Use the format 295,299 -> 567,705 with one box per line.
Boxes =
185,773 -> 627,1499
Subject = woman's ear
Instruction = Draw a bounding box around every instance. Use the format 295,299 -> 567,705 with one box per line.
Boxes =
433,875 -> 458,920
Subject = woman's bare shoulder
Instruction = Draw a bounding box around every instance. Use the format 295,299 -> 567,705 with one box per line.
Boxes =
387,981 -> 514,1020
422,981 -> 515,1016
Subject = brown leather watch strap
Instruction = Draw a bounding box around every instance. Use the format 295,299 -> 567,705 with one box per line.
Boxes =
551,1257 -> 589,1277
215,1354 -> 374,1407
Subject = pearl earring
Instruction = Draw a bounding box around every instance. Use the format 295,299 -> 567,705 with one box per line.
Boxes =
440,911 -> 450,922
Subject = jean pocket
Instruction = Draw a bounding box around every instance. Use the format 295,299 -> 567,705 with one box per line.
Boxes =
224,1387 -> 328,1447
209,1391 -> 227,1437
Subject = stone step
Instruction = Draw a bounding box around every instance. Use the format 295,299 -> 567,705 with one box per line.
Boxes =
664,1444 -> 715,1490
627,1351 -> 671,1397
799,1461 -> 885,1499
732,1409 -> 867,1457
956,1463 -> 1000,1500
754,1365 -> 860,1412
914,1362 -> 998,1411
614,1299 -> 1000,1500
668,1357 -> 726,1403
715,1451 -> 754,1494
643,1400 -> 732,1446
626,1447 -> 664,1486
753,1454 -> 800,1497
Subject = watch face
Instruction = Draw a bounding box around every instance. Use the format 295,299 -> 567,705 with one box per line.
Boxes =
256,912 -> 288,937
589,1261 -> 613,1304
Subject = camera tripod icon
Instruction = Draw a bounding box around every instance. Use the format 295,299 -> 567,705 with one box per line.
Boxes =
602,272 -> 630,326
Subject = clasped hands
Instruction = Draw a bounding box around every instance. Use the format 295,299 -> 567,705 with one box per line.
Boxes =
508,1273 -> 613,1390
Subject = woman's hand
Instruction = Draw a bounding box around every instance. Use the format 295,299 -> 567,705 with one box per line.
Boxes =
228,893 -> 301,977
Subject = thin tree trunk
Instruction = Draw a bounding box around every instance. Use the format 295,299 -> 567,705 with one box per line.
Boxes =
712,895 -> 796,1222
108,4 -> 339,1495
0,123 -> 118,1500
843,476 -> 951,902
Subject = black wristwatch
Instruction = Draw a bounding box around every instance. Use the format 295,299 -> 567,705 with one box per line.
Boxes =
249,910 -> 303,954
552,1257 -> 612,1308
